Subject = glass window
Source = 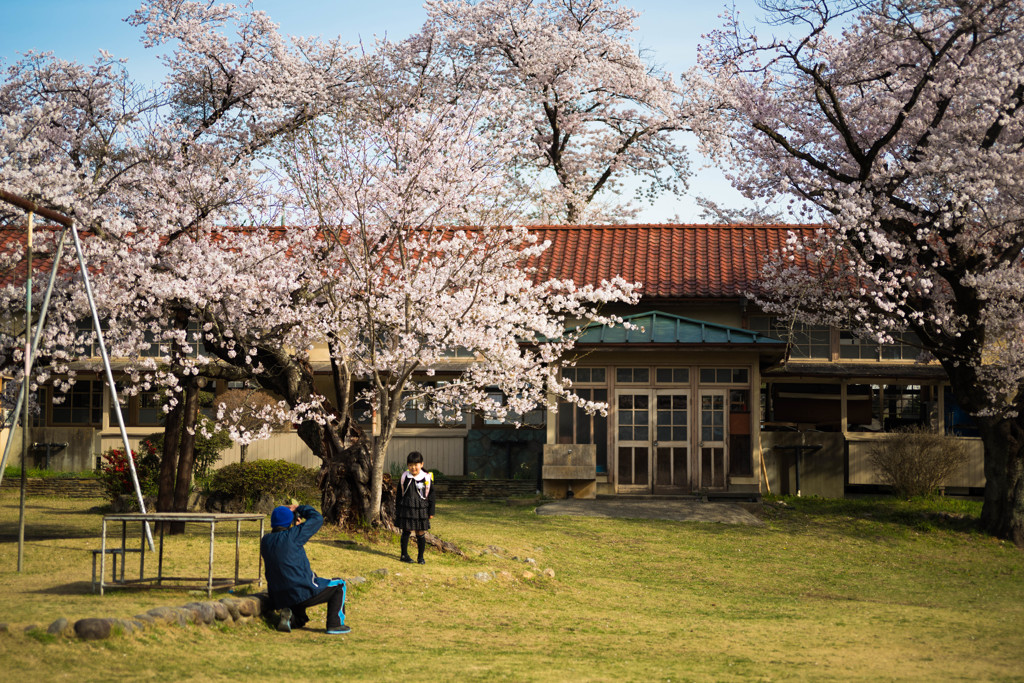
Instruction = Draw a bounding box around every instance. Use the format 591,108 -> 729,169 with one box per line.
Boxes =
616,367 -> 650,384
51,380 -> 103,425
557,388 -> 608,472
699,368 -> 749,384
655,368 -> 690,384
656,394 -> 688,442
398,383 -> 463,426
846,384 -> 935,431
137,391 -> 163,426
880,332 -> 922,361
440,346 -> 475,358
563,367 -> 607,384
617,393 -> 649,441
839,331 -> 878,360
749,315 -> 830,359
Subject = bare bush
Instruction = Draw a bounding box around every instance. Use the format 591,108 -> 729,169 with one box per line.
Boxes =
868,427 -> 969,498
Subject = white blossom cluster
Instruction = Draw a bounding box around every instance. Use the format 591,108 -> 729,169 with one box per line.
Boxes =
697,0 -> 1024,418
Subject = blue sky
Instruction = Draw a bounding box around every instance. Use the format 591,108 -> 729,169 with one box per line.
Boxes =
0,0 -> 769,222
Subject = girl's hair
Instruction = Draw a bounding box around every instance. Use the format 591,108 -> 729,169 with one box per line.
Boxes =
407,451 -> 424,465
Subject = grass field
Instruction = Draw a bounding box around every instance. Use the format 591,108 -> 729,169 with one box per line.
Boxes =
0,490 -> 1021,682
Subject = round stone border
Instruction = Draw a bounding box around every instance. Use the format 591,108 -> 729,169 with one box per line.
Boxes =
2,594 -> 271,641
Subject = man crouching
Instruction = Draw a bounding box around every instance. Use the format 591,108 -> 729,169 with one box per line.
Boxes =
261,503 -> 350,634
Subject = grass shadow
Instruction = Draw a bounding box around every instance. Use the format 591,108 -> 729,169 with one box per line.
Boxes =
30,580 -> 97,596
310,538 -> 395,560
762,495 -> 985,539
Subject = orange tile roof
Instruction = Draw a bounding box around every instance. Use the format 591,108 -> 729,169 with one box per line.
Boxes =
1,223 -> 820,298
527,224 -> 820,299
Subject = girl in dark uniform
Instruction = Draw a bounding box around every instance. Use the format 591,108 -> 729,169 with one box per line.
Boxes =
396,451 -> 436,564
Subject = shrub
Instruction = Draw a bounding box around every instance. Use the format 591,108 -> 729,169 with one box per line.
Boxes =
868,426 -> 969,498
208,460 -> 320,506
98,441 -> 161,502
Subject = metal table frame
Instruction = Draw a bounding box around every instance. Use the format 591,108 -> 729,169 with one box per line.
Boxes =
98,512 -> 265,597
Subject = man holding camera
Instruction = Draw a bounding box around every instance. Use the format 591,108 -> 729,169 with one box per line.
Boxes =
260,503 -> 350,634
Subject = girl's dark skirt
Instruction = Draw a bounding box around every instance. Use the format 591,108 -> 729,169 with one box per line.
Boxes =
396,494 -> 431,531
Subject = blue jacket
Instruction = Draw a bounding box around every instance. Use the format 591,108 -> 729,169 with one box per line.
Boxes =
260,505 -> 324,608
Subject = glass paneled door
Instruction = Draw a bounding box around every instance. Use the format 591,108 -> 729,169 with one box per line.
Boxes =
654,390 -> 689,492
699,390 -> 728,489
616,391 -> 650,492
616,390 -> 691,493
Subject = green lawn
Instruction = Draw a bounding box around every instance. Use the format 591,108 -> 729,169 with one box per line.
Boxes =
0,490 -> 1021,682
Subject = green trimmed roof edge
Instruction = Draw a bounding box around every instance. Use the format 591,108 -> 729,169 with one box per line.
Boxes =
574,310 -> 786,346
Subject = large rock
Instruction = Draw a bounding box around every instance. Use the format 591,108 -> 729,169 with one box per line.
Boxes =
205,492 -> 246,513
112,494 -> 157,513
183,602 -> 216,625
219,598 -> 242,621
187,491 -> 208,512
146,606 -> 179,624
74,618 -> 114,640
253,493 -> 276,514
236,597 -> 259,617
211,601 -> 231,622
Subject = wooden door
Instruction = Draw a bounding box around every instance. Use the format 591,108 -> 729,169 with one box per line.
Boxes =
654,390 -> 690,492
699,391 -> 728,489
615,391 -> 651,492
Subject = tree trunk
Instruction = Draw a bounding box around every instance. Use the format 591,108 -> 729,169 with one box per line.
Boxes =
240,443 -> 248,464
156,396 -> 182,515
978,415 -> 1024,546
298,415 -> 397,531
169,379 -> 200,533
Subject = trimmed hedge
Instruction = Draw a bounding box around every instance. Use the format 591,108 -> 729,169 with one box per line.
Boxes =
208,460 -> 320,505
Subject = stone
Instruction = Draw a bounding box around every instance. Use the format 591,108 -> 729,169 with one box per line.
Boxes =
0,623 -> 8,633
113,619 -> 138,634
187,490 -> 208,512
525,558 -> 537,565
146,606 -> 178,624
542,568 -> 555,578
236,597 -> 262,617
184,602 -> 217,624
133,614 -> 156,628
219,598 -> 242,621
347,576 -> 367,585
474,572 -> 493,582
236,599 -> 256,617
211,601 -> 231,621
75,618 -> 114,640
253,493 -> 276,514
522,571 -> 536,580
370,568 -> 388,578
47,617 -> 69,636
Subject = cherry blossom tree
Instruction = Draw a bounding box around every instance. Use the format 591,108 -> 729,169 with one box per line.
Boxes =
1,1 -> 638,529
189,60 -> 640,526
0,0 -> 352,522
699,0 -> 1024,543
415,0 -> 691,223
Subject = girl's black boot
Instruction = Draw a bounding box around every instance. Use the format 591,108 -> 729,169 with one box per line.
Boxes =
400,530 -> 413,563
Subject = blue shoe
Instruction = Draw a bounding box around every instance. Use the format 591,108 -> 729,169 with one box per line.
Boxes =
327,624 -> 351,635
276,608 -> 292,633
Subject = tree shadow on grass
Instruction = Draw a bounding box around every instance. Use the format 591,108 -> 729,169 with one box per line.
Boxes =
0,523 -> 98,542
30,580 -> 96,595
311,538 -> 395,560
761,495 -> 985,539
